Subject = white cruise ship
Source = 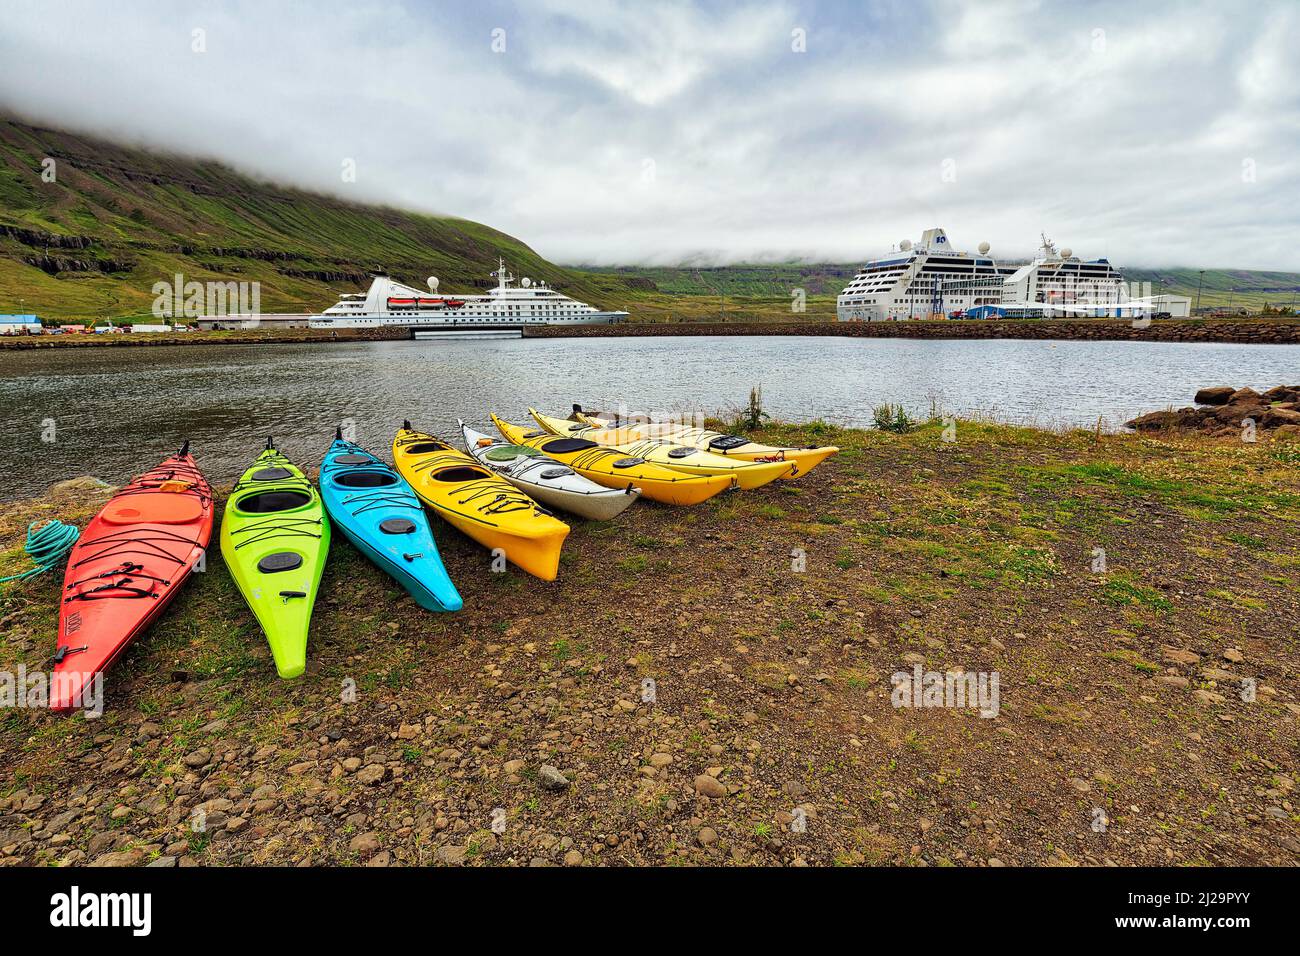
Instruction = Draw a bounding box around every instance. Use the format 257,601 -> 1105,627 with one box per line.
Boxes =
309,259 -> 628,332
835,228 -> 1167,321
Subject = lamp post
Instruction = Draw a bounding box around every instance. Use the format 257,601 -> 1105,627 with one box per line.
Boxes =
1195,270 -> 1205,313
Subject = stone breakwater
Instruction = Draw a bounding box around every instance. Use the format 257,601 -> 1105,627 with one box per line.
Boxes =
1126,385 -> 1300,438
524,318 -> 1300,344
7,318 -> 1300,349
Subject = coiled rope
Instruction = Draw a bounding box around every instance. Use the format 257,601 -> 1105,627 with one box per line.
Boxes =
0,520 -> 80,586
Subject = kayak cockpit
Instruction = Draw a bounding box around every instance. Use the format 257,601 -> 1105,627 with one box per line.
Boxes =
235,490 -> 312,513
332,471 -> 400,489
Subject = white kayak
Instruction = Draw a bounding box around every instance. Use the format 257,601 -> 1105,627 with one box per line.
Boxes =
459,422 -> 641,521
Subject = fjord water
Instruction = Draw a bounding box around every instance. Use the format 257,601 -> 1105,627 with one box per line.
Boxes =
2,336 -> 1298,500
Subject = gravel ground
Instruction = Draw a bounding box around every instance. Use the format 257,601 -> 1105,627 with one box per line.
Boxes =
1,419 -> 1297,867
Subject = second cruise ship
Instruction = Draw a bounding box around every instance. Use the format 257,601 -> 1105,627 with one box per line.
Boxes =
835,228 -> 1178,321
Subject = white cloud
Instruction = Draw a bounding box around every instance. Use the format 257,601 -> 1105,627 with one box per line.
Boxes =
0,0 -> 1296,269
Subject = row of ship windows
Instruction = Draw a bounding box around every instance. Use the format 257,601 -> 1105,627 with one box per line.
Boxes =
844,266 -> 1000,288
847,276 -> 1113,294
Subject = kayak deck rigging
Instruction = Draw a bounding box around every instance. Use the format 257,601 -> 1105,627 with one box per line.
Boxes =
64,560 -> 173,602
228,516 -> 325,549
229,449 -> 326,549
400,437 -> 548,518
321,439 -> 425,518
69,527 -> 201,569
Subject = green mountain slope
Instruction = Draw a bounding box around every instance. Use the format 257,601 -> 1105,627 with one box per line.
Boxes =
0,117 -> 637,321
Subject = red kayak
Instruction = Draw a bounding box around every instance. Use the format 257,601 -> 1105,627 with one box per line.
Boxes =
52,444 -> 213,712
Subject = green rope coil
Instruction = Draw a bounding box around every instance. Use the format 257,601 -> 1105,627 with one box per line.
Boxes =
0,520 -> 80,586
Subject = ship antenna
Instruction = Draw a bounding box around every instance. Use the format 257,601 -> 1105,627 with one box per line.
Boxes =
492,256 -> 513,289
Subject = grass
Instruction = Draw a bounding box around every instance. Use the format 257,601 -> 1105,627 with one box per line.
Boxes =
1098,576 -> 1173,612
1,416 -> 1298,867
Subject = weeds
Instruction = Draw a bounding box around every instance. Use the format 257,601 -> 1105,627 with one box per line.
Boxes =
873,403 -> 917,434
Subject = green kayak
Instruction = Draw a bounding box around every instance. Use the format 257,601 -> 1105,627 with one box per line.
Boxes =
220,440 -> 330,678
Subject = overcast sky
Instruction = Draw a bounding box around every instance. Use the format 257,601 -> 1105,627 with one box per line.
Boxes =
2,0 -> 1298,269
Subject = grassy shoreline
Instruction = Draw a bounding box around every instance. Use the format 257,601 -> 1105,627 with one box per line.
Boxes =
1,419 -> 1298,867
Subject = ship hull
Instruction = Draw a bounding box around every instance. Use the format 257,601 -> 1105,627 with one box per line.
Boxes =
308,311 -> 628,330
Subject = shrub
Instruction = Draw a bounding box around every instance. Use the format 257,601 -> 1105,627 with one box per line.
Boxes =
873,403 -> 917,434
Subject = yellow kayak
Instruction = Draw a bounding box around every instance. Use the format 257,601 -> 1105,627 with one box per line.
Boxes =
393,422 -> 570,581
491,415 -> 733,506
528,409 -> 793,489
570,406 -> 838,479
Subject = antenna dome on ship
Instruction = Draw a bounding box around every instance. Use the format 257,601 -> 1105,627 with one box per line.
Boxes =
427,277 -> 439,291
978,241 -> 991,255
521,277 -> 531,288
1060,247 -> 1072,259
900,239 -> 913,251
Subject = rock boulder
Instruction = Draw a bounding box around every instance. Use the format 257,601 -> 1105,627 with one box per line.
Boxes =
1193,386 -> 1236,406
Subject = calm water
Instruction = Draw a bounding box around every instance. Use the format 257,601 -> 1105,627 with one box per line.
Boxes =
1,336 -> 1297,500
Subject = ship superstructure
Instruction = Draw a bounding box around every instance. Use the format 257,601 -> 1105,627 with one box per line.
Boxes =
836,229 -> 1157,321
310,259 -> 627,330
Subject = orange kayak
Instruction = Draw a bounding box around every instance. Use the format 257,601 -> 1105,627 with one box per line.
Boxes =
53,444 -> 213,712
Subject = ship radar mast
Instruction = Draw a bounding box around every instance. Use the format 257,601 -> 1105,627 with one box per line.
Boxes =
491,257 -> 514,290
1039,232 -> 1057,259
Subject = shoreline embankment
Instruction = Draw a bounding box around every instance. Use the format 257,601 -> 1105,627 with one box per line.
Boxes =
4,318 -> 1300,350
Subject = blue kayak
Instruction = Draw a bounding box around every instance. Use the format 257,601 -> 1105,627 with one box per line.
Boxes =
319,432 -> 463,612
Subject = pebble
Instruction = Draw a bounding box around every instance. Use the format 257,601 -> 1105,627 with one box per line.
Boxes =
436,845 -> 468,865
182,748 -> 212,768
538,765 -> 570,791
89,849 -> 143,867
349,832 -> 381,855
694,774 -> 727,799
